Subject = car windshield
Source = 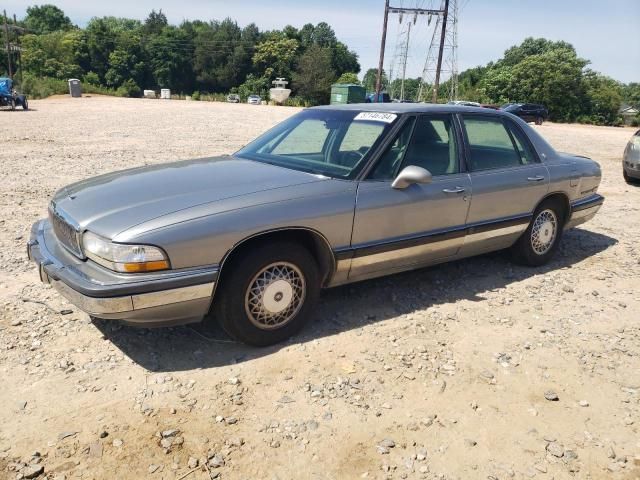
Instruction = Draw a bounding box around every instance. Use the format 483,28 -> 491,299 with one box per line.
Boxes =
236,109 -> 397,179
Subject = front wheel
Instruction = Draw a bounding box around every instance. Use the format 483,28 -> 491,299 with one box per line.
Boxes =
22,99 -> 28,110
10,98 -> 15,111
511,200 -> 564,266
535,116 -> 543,125
214,242 -> 320,346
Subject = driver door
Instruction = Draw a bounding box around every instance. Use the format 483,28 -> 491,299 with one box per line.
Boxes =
349,114 -> 472,281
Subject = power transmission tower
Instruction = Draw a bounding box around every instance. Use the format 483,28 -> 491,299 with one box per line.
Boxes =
388,20 -> 412,100
375,1 -> 446,100
417,0 -> 460,102
3,10 -> 11,78
399,21 -> 411,101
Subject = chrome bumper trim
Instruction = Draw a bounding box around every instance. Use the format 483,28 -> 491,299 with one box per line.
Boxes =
51,279 -> 215,315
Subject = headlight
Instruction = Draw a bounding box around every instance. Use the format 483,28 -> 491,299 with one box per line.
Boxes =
82,232 -> 170,273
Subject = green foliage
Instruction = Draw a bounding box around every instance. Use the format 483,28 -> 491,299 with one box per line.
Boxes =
24,4 -> 73,35
623,83 -> 640,107
362,68 -> 388,93
21,75 -> 67,98
83,71 -> 100,85
191,91 -> 201,101
293,44 -> 336,105
237,74 -> 270,100
335,72 -> 360,85
449,37 -> 629,125
115,78 -> 142,97
253,36 -> 299,79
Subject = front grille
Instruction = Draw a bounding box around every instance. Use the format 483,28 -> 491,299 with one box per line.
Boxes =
49,208 -> 82,257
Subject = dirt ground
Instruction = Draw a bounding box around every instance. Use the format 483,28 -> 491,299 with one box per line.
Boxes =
0,96 -> 638,480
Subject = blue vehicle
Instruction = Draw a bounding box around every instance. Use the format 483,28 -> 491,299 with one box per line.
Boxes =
366,92 -> 391,103
0,77 -> 28,111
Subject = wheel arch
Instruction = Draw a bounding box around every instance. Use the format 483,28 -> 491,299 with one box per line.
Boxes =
535,191 -> 571,224
213,227 -> 337,299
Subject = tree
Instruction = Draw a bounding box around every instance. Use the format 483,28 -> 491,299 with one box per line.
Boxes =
293,44 -> 335,105
24,4 -> 72,35
582,71 -> 623,124
331,42 -> 360,77
479,38 -> 589,121
143,9 -> 168,36
362,68 -> 388,93
335,72 -> 360,85
147,26 -> 195,91
252,35 -> 299,79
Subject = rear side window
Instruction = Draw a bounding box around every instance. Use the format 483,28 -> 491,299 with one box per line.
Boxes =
462,117 -> 523,171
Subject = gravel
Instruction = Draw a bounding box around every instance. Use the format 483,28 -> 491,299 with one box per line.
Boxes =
0,97 -> 639,479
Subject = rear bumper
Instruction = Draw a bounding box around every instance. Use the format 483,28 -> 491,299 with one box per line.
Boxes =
27,220 -> 217,326
565,194 -> 604,229
624,163 -> 640,179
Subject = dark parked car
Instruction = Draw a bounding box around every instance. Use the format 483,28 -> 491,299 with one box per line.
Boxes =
501,103 -> 548,125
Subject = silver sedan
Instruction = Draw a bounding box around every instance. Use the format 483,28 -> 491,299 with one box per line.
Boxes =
27,104 -> 604,345
623,129 -> 640,183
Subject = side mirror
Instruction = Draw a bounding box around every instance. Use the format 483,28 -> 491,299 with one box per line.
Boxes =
392,165 -> 433,189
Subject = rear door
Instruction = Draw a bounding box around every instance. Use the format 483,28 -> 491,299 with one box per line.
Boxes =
459,114 -> 549,255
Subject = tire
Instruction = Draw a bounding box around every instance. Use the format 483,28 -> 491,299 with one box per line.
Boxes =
9,98 -> 15,111
535,116 -> 543,125
623,169 -> 638,184
213,242 -> 320,346
511,199 -> 565,266
22,99 -> 28,111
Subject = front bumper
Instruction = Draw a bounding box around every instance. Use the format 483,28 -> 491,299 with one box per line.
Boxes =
565,193 -> 604,229
27,220 -> 218,326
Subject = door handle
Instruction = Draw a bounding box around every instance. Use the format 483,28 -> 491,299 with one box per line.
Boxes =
527,175 -> 545,182
442,187 -> 466,193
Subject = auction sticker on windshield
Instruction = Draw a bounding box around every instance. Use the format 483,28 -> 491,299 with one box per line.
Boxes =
354,112 -> 397,123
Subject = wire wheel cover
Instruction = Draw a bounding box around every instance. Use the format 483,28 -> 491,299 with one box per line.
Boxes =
245,262 -> 306,330
531,209 -> 557,255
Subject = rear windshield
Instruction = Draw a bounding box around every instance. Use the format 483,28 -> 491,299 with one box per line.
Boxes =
236,109 -> 397,179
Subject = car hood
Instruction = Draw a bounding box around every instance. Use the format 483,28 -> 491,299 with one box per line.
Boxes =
51,156 -> 326,238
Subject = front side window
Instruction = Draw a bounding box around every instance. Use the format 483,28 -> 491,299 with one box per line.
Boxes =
236,110 -> 395,179
462,117 -> 523,171
368,115 -> 459,180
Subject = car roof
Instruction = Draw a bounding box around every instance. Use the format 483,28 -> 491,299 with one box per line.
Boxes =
309,102 -> 506,116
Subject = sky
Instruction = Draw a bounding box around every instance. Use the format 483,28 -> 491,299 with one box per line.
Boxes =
5,0 -> 640,83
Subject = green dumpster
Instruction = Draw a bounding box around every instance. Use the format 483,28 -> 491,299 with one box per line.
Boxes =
330,84 -> 366,104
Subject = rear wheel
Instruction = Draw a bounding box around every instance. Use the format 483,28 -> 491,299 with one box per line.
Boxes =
535,116 -> 543,125
9,98 -> 15,111
214,242 -> 320,346
22,98 -> 28,110
511,199 -> 565,266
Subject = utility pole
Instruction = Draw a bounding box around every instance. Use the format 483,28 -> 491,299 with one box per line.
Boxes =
3,10 -> 12,79
13,14 -> 22,85
375,0 -> 390,100
432,0 -> 450,103
399,21 -> 411,102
